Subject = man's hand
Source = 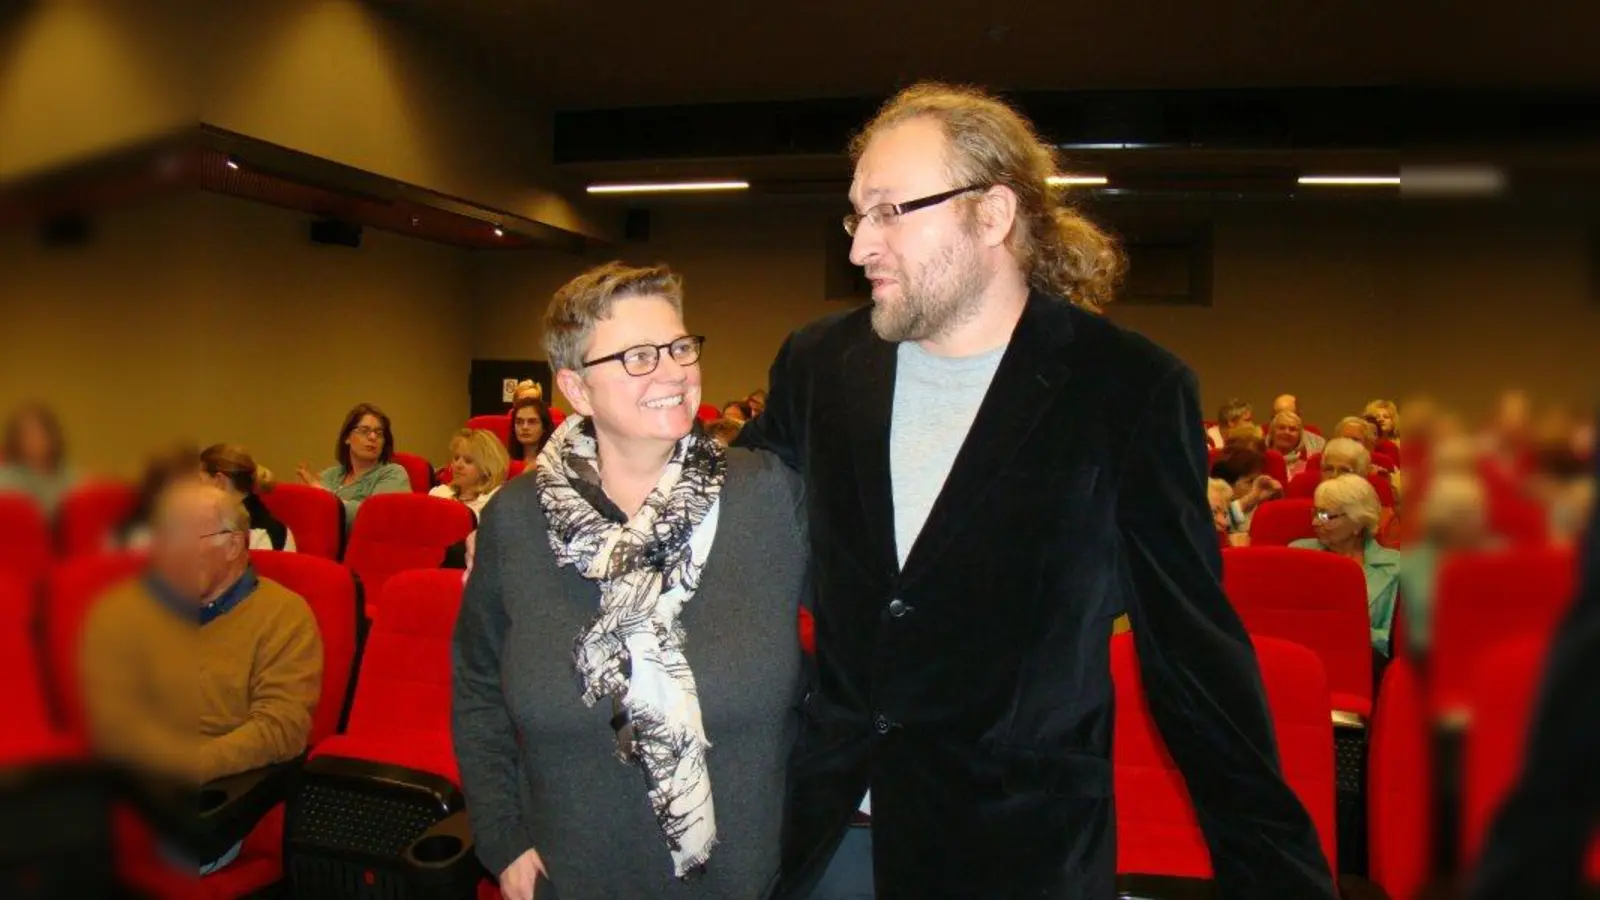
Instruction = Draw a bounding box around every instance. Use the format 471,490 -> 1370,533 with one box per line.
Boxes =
498,847 -> 548,900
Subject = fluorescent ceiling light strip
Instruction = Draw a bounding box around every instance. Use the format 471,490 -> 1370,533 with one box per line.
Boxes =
1297,175 -> 1401,186
586,181 -> 750,194
1046,175 -> 1109,186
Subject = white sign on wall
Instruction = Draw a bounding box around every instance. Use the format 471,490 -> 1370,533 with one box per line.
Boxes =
502,378 -> 519,402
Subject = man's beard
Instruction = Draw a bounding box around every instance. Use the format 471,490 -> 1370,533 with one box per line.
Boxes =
870,237 -> 989,344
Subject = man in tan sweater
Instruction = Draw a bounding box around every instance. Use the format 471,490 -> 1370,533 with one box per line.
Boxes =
80,480 -> 322,869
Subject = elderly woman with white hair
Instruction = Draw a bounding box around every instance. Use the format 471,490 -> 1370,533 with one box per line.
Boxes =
1291,474 -> 1402,658
1268,411 -> 1325,479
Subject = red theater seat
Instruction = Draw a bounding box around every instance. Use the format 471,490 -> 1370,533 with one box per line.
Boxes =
43,553 -> 145,735
1248,498 -> 1317,548
508,459 -> 528,479
1430,546 -> 1577,721
465,414 -> 512,447
1264,448 -> 1289,487
343,494 -> 476,614
55,481 -> 138,557
390,451 -> 436,494
1462,634 -> 1549,867
1222,546 -> 1373,719
286,570 -> 471,896
258,483 -> 343,560
1367,657 -> 1431,900
1112,633 -> 1338,880
0,493 -> 52,588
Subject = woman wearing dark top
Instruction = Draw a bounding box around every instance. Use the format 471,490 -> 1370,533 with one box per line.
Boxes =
200,443 -> 295,551
452,261 -> 807,900
508,390 -> 555,466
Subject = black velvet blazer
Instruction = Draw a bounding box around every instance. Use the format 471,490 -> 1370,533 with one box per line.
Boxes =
736,291 -> 1334,900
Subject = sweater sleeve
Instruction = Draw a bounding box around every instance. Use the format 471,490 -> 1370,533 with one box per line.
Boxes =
452,500 -> 537,877
198,592 -> 322,782
80,593 -> 197,784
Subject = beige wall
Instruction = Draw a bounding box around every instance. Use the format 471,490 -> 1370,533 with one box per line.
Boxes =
471,199 -> 1598,429
1,191 -> 474,478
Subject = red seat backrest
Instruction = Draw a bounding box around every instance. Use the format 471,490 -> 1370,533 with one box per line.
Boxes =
508,459 -> 528,479
343,494 -> 476,613
1304,424 -> 1323,437
464,414 -> 512,447
1247,498 -> 1317,547
696,403 -> 720,423
1112,633 -> 1338,878
548,407 -> 567,427
43,553 -> 146,736
1461,633 -> 1549,867
389,452 -> 435,494
0,573 -> 52,735
1430,546 -> 1577,718
1263,449 -> 1289,487
0,493 -> 53,588
1368,657 -> 1431,900
1486,492 -> 1549,547
798,606 -> 815,654
1375,438 -> 1400,460
258,484 -> 343,560
250,551 -> 359,745
1367,473 -> 1396,507
55,482 -> 138,557
345,569 -> 463,739
1286,470 -> 1321,499
1222,546 -> 1373,717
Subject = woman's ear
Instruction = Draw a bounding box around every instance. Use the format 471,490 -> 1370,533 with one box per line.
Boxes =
557,368 -> 592,416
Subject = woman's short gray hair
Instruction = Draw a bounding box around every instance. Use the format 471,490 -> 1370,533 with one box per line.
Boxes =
1421,474 -> 1488,535
1315,473 -> 1382,537
1336,415 -> 1376,445
542,261 -> 685,373
1321,438 -> 1372,475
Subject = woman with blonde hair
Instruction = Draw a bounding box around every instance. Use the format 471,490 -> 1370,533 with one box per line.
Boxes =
201,443 -> 296,551
1364,399 -> 1401,443
429,428 -> 509,516
1268,411 -> 1325,479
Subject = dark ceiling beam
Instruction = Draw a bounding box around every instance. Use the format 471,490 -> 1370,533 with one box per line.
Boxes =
554,87 -> 1402,164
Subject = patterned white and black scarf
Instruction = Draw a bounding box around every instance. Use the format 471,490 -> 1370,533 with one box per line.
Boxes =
534,414 -> 725,878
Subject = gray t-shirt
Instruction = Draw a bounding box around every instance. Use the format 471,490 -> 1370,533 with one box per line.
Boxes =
890,339 -> 1007,565
859,339 -> 1004,818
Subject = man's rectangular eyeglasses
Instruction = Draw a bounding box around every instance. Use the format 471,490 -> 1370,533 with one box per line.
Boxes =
843,184 -> 990,237
583,335 -> 706,377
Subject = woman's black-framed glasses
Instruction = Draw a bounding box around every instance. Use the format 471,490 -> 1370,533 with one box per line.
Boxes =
582,335 -> 706,377
843,184 -> 990,237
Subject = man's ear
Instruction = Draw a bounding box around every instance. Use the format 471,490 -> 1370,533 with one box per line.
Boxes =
557,368 -> 593,417
976,185 -> 1020,249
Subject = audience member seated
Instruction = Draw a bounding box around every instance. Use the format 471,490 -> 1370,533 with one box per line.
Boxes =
1210,445 -> 1283,537
115,443 -> 201,550
429,428 -> 509,516
721,401 -> 750,423
1206,397 -> 1253,449
1397,474 -> 1499,657
79,482 -> 322,873
1525,439 -> 1594,545
1208,477 -> 1240,548
508,389 -> 554,471
0,402 -> 79,517
1365,398 -> 1401,446
1321,437 -> 1372,480
297,403 -> 410,528
1223,422 -> 1266,453
1290,474 -> 1401,662
1270,411 -> 1325,479
200,443 -> 296,551
1271,393 -> 1299,419
705,418 -> 744,448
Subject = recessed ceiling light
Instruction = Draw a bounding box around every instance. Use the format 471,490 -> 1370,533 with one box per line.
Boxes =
493,227 -> 504,237
586,180 -> 750,195
1297,175 -> 1400,186
224,157 -> 240,171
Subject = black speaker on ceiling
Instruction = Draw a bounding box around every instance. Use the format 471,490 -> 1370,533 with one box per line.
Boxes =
309,218 -> 363,248
624,209 -> 651,243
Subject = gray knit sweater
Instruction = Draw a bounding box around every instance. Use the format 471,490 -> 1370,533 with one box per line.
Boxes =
452,448 -> 807,899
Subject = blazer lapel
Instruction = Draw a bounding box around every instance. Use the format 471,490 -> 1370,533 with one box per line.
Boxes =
898,292 -> 1076,586
841,334 -> 901,576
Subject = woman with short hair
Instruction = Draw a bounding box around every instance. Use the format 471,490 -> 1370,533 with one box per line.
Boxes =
453,261 -> 807,900
1268,411 -> 1325,479
1206,397 -> 1253,450
0,403 -> 78,517
1291,474 -> 1402,658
